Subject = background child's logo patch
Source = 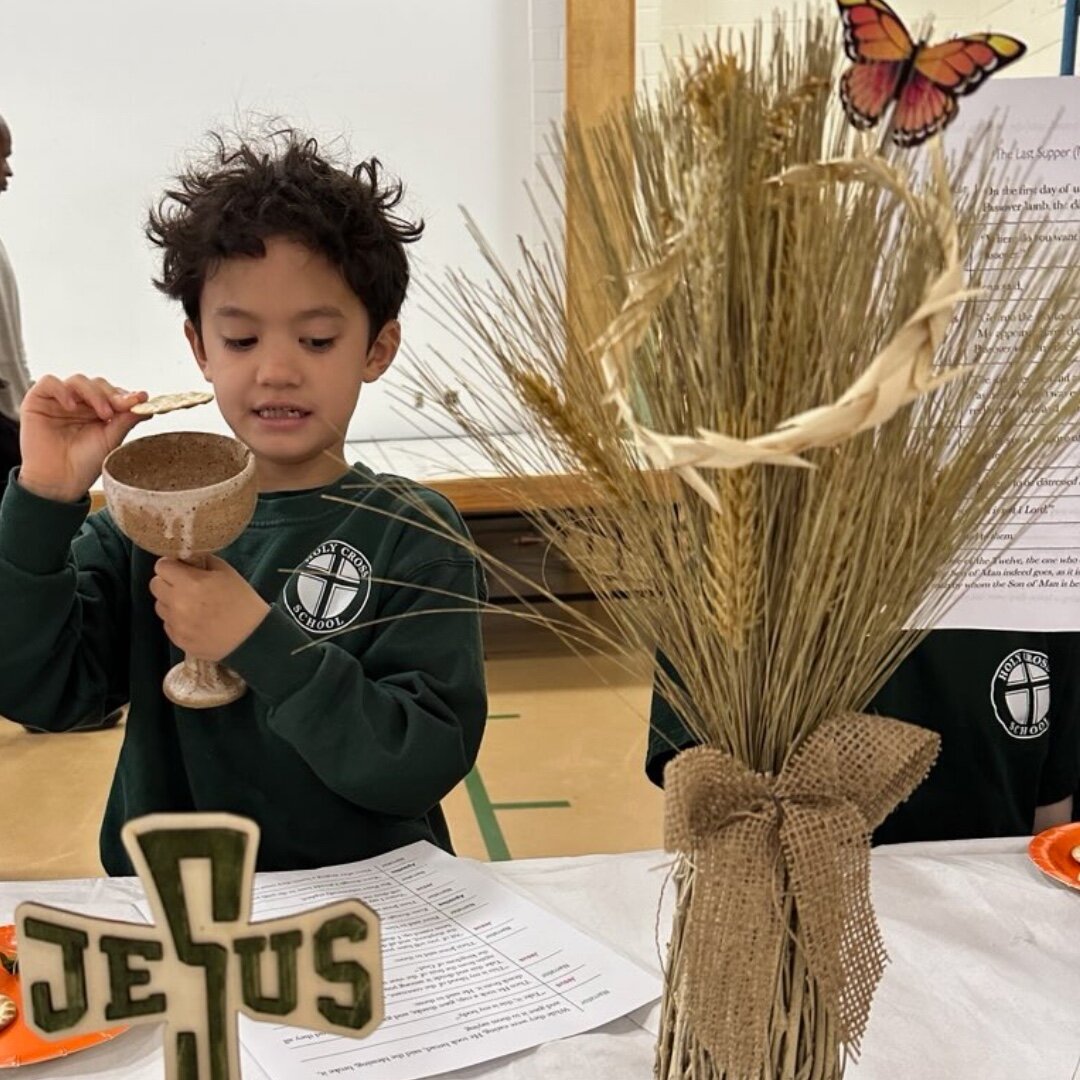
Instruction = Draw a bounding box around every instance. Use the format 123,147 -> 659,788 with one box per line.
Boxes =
990,650 -> 1050,740
285,541 -> 372,635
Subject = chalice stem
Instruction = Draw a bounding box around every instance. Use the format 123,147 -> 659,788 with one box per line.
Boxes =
163,553 -> 248,709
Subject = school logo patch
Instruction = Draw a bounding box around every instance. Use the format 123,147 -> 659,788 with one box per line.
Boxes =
990,650 -> 1050,740
284,541 -> 372,635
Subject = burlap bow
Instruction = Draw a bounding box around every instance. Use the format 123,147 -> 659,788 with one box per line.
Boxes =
663,713 -> 940,1074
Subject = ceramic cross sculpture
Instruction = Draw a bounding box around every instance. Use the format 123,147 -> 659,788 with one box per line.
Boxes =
14,813 -> 383,1080
102,432 -> 258,709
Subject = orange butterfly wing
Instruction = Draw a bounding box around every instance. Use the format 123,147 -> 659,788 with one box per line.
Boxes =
840,62 -> 905,129
836,0 -> 914,130
891,34 -> 1027,146
914,34 -> 1027,95
889,75 -> 958,146
837,0 -> 915,63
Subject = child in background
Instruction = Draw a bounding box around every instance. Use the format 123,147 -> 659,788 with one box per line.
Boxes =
647,630 -> 1078,842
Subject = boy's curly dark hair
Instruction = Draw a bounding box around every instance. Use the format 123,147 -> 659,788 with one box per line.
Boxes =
146,129 -> 424,337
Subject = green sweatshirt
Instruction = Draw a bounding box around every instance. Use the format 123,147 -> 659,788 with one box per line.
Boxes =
0,465 -> 487,875
646,631 -> 1080,843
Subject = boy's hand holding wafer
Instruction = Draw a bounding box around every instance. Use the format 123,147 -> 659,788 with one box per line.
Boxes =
17,375 -> 150,503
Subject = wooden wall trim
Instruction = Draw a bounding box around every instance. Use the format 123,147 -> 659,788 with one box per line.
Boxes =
565,0 -> 636,350
565,0 -> 636,128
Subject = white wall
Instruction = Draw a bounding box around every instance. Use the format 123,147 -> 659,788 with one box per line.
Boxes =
637,1 -> 1069,95
0,0 -> 542,443
530,0 -> 567,156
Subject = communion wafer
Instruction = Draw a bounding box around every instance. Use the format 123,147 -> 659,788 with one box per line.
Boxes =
131,391 -> 214,416
0,993 -> 15,1033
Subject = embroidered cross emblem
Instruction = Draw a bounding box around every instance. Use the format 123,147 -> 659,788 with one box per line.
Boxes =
298,546 -> 364,622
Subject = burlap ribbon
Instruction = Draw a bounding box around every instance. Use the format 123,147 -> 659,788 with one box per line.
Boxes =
663,713 -> 940,1074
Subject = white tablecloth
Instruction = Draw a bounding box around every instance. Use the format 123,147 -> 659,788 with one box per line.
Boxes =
1,839 -> 1077,1079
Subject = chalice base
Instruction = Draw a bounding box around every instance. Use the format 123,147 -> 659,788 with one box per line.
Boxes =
164,658 -> 248,709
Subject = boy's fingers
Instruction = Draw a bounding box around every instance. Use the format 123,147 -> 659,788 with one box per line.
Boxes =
105,387 -> 151,433
148,572 -> 170,598
105,408 -> 150,447
91,377 -> 133,419
154,557 -> 178,581
29,374 -> 79,413
29,374 -> 61,397
110,389 -> 147,410
65,374 -> 115,421
154,557 -> 201,584
27,376 -> 142,421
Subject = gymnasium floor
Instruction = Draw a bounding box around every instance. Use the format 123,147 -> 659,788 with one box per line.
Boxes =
0,621 -> 665,880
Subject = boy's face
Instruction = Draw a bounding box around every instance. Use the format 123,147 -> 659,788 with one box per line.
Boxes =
186,236 -> 400,491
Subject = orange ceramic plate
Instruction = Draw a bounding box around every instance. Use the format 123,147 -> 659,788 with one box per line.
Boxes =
1028,822 -> 1080,892
0,925 -> 128,1068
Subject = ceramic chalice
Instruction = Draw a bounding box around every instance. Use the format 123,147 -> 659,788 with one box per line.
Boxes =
102,431 -> 258,708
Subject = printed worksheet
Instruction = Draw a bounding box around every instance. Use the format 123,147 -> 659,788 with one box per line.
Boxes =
238,841 -> 660,1080
937,77 -> 1080,629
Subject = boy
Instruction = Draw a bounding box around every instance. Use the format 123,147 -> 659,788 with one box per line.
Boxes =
646,630 -> 1078,843
0,131 -> 487,874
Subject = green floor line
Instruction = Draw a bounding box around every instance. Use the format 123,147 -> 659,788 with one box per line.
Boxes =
490,800 -> 571,810
463,767 -> 511,861
488,713 -> 521,720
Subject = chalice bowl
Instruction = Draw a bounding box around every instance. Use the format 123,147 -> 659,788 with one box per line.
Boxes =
102,431 -> 258,708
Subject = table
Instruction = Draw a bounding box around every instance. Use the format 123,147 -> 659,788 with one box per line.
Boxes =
1,839 -> 1077,1079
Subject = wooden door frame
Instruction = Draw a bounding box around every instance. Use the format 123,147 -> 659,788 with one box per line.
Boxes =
565,0 -> 636,348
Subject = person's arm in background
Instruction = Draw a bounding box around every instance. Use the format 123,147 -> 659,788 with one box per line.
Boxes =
1038,632 -> 1080,833
645,651 -> 699,786
1033,795 -> 1073,832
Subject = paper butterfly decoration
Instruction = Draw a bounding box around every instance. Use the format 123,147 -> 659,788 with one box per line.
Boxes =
837,0 -> 1026,147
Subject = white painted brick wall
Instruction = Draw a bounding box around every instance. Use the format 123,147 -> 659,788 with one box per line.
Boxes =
530,26 -> 563,61
531,0 -> 565,29
528,0 -> 566,242
528,1 -> 565,151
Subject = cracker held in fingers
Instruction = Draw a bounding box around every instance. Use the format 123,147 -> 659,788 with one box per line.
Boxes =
131,390 -> 214,416
0,992 -> 15,1033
